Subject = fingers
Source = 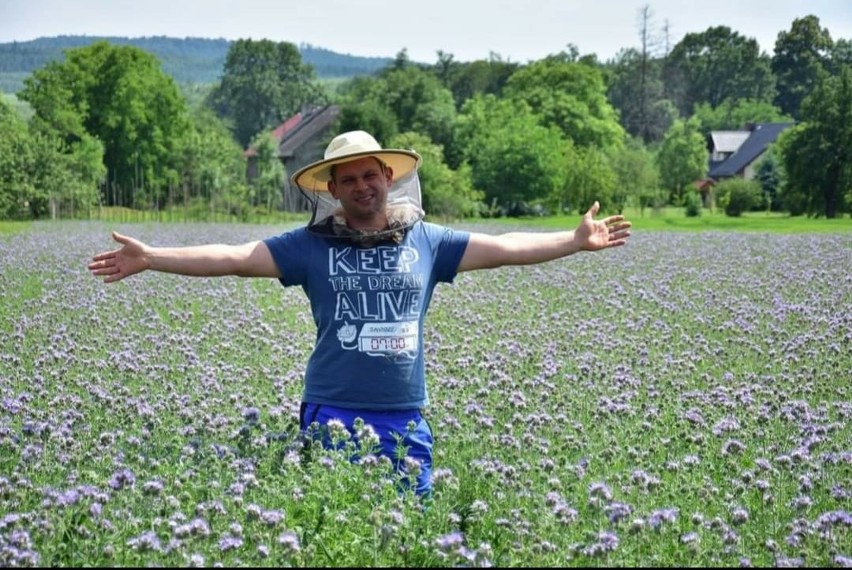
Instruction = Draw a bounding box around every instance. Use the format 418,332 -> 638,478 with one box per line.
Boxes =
90,250 -> 116,263
607,220 -> 632,231
586,201 -> 600,217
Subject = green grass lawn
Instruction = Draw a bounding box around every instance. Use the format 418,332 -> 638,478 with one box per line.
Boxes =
2,207 -> 850,237
0,221 -> 32,234
478,207 -> 852,234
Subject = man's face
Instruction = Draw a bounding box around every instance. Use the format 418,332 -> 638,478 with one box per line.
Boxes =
327,157 -> 394,227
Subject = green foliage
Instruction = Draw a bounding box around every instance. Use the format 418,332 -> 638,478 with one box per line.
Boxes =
0,99 -> 37,218
606,48 -> 676,144
693,99 -> 791,137
336,90 -> 399,145
503,54 -> 625,149
247,131 -> 285,212
338,65 -> 457,150
683,189 -> 703,217
777,66 -> 852,218
206,39 -> 326,148
664,26 -> 776,116
561,145 -> 618,215
430,52 -> 519,109
389,132 -> 482,220
19,41 -> 190,210
716,178 -> 763,216
607,137 -> 660,215
772,15 -> 833,119
175,106 -> 247,206
453,95 -> 569,214
0,97 -> 104,219
656,118 -> 708,204
754,149 -> 785,211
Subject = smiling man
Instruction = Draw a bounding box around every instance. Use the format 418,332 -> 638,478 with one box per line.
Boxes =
88,129 -> 632,499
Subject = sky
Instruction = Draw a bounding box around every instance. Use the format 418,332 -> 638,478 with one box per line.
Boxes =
1,0 -> 851,64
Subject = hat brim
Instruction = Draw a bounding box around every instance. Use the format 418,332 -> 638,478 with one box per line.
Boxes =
292,150 -> 422,192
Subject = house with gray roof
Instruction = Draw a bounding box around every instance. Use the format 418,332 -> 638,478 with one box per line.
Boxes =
697,122 -> 794,207
708,122 -> 794,181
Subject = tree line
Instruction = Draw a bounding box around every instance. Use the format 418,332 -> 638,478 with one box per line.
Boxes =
0,36 -> 392,93
1,9 -> 850,221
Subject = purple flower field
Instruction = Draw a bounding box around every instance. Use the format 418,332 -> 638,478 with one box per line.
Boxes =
0,221 -> 850,567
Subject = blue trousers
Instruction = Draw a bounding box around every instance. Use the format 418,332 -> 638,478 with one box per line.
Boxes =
299,403 -> 434,497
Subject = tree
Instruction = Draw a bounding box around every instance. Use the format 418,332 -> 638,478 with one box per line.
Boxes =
19,41 -> 189,210
503,53 -> 625,149
656,118 -> 708,205
453,94 -> 569,214
561,145 -> 618,215
832,38 -> 852,73
606,5 -> 677,144
337,65 -> 456,151
664,26 -> 776,116
433,52 -> 519,108
174,106 -> 250,217
207,39 -> 325,148
777,66 -> 852,218
247,131 -> 285,213
692,98 -> 791,137
0,99 -> 37,218
0,98 -> 105,220
772,15 -> 833,119
607,47 -> 677,144
608,137 -> 660,215
754,148 -> 784,212
389,132 -> 482,220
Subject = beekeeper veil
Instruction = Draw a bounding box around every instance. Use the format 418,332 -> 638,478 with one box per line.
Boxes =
290,130 -> 424,246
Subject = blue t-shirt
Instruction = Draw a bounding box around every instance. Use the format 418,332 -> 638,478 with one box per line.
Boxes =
263,221 -> 470,410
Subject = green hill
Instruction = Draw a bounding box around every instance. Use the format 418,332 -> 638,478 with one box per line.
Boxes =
0,35 -> 394,93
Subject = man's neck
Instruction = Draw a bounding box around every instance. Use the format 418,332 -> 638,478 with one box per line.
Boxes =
344,212 -> 389,231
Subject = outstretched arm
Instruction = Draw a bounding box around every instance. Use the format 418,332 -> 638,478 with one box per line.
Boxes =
457,202 -> 631,272
88,232 -> 281,283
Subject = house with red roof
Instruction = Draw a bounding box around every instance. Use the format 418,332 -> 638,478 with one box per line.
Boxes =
245,104 -> 341,211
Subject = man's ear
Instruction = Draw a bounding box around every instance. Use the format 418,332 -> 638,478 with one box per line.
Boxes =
327,180 -> 338,199
384,166 -> 394,184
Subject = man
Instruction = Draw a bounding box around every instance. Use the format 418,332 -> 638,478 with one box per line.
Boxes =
88,130 -> 631,498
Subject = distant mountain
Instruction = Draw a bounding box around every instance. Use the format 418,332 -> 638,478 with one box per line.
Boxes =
0,35 -> 394,93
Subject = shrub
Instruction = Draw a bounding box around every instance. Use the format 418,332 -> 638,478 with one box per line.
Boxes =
717,179 -> 764,217
684,191 -> 703,217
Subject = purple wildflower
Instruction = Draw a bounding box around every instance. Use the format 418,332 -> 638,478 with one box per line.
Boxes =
648,507 -> 678,529
126,531 -> 162,553
436,531 -> 465,551
108,468 -> 136,491
218,535 -> 243,552
588,482 -> 613,501
730,506 -> 749,525
581,530 -> 619,557
261,510 -> 284,527
605,502 -> 633,524
277,531 -> 301,554
243,407 -> 261,424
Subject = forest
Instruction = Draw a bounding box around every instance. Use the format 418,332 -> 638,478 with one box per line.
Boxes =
0,9 -> 850,221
